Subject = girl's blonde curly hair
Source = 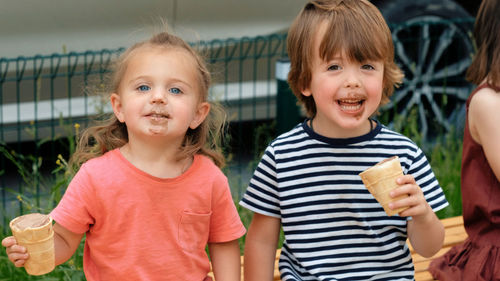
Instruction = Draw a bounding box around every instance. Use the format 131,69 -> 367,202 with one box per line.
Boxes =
70,32 -> 226,171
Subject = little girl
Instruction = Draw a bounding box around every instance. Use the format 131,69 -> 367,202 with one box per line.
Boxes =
2,31 -> 246,281
429,0 -> 500,280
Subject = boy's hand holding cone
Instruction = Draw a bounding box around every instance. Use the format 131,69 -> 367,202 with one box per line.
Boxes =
359,156 -> 409,216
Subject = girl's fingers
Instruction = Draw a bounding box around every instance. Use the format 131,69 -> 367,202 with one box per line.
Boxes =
8,252 -> 29,266
6,244 -> 27,255
1,236 -> 17,247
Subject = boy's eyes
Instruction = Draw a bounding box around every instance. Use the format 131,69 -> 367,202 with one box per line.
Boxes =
327,64 -> 341,71
362,64 -> 375,70
326,62 -> 378,71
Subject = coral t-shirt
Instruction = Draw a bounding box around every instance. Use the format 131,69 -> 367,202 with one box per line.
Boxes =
51,149 -> 246,281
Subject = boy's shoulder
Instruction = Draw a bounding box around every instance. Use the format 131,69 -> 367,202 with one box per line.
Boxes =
380,126 -> 419,144
270,122 -> 308,147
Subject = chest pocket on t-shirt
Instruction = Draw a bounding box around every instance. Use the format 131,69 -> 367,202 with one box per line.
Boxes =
179,210 -> 212,252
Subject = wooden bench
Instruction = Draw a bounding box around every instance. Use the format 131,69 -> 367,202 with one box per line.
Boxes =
210,216 -> 467,280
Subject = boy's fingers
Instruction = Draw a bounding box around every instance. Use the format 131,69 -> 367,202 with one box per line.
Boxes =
396,175 -> 416,185
390,184 -> 412,197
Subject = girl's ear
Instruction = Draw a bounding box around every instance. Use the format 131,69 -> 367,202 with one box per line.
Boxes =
189,102 -> 210,129
110,93 -> 125,123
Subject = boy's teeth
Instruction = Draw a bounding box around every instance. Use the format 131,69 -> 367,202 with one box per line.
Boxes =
340,104 -> 361,110
338,100 -> 362,110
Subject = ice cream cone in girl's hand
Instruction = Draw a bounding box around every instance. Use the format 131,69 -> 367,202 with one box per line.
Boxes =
359,156 -> 409,216
9,213 -> 55,275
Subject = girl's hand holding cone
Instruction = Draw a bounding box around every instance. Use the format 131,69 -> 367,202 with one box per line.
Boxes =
2,236 -> 29,267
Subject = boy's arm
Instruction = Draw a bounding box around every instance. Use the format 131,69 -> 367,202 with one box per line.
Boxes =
244,213 -> 281,281
208,239 -> 241,281
390,175 -> 445,258
53,222 -> 84,265
407,207 -> 444,258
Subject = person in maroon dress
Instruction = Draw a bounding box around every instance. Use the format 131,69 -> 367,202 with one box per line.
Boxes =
429,0 -> 500,280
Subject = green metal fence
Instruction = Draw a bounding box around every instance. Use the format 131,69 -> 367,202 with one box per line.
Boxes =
0,18 -> 474,228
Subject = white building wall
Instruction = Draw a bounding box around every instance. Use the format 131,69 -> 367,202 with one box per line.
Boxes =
0,0 -> 305,58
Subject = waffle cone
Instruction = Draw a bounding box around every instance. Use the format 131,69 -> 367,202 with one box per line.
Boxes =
359,156 -> 409,216
9,213 -> 55,275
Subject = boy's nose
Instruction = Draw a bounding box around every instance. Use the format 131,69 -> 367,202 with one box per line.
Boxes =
343,69 -> 361,88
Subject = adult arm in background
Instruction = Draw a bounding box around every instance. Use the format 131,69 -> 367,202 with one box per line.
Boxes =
468,87 -> 500,181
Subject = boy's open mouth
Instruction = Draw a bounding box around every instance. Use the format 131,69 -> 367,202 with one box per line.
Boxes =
337,99 -> 364,111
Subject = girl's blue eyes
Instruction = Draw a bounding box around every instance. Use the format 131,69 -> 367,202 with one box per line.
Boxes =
138,85 -> 151,91
136,85 -> 182,94
169,87 -> 182,94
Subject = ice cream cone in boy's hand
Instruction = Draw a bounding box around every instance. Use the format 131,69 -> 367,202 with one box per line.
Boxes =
9,213 -> 55,275
359,156 -> 409,216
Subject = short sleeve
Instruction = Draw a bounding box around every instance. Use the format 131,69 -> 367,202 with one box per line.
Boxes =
408,147 -> 449,212
208,173 -> 246,243
50,164 -> 97,234
239,145 -> 281,218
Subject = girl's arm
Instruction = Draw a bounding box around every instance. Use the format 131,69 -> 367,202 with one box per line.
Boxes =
53,222 -> 84,265
244,213 -> 281,281
208,239 -> 241,281
468,87 -> 500,181
390,175 -> 445,258
2,222 -> 83,267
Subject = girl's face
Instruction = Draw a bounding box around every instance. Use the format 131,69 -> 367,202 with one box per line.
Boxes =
303,24 -> 384,138
111,46 -> 209,143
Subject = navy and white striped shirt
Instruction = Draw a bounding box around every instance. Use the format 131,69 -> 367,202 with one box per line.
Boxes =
240,120 -> 448,281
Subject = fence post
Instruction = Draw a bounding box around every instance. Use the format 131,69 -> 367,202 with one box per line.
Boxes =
276,58 -> 301,135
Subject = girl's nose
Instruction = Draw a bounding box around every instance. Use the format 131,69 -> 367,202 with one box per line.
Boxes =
151,89 -> 167,104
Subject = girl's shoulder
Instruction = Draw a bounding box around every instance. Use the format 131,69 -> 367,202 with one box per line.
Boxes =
79,149 -> 121,172
193,154 -> 225,176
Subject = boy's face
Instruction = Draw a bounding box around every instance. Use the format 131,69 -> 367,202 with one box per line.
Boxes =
303,23 -> 384,138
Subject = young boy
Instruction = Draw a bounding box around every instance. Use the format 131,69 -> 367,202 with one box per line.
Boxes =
240,0 -> 448,280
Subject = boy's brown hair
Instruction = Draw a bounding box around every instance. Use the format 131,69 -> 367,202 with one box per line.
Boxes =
287,0 -> 404,118
466,0 -> 500,86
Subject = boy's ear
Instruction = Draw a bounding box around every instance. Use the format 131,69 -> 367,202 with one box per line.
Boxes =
189,102 -> 210,129
110,93 -> 125,123
302,87 -> 313,97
